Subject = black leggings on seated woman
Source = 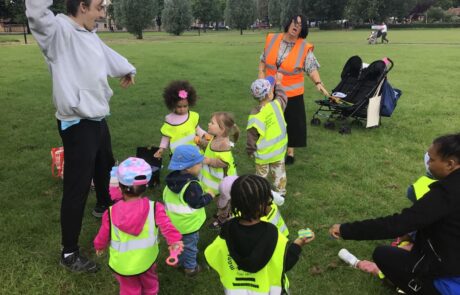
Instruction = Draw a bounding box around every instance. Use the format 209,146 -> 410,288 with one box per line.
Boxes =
373,246 -> 440,295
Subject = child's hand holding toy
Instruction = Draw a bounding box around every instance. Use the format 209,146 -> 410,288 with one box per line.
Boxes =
166,241 -> 184,266
294,228 -> 315,246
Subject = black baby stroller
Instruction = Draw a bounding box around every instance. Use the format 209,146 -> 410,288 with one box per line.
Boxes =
311,55 -> 401,134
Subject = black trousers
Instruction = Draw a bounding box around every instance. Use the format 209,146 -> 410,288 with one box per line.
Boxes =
58,119 -> 114,253
381,32 -> 389,43
373,246 -> 440,295
284,94 -> 307,148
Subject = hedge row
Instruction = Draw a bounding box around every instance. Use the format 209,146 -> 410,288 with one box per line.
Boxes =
319,22 -> 460,30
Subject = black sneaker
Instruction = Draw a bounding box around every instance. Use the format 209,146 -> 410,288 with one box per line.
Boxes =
285,155 -> 295,165
60,251 -> 99,273
92,204 -> 108,218
184,264 -> 202,277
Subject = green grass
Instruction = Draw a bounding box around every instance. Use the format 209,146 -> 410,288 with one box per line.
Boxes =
1,28 -> 460,294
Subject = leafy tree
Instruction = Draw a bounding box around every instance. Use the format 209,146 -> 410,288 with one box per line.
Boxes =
312,0 -> 347,21
162,0 -> 193,36
268,0 -> 282,28
256,0 -> 269,22
225,0 -> 256,35
114,0 -> 155,39
427,5 -> 446,21
280,0 -> 299,26
435,0 -> 453,9
153,0 -> 165,31
192,0 -> 219,30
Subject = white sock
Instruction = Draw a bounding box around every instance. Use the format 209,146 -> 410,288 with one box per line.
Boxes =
272,190 -> 285,206
338,248 -> 360,268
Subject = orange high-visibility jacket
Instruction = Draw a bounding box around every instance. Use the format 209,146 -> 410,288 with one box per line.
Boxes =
264,33 -> 314,98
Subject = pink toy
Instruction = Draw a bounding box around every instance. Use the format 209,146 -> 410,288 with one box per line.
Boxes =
166,243 -> 183,266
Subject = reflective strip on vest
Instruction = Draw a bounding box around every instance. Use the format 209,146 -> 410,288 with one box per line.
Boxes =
264,33 -> 280,59
164,202 -> 199,214
283,81 -> 305,91
200,139 -> 237,194
255,145 -> 287,161
163,181 -> 206,234
294,41 -> 306,68
170,134 -> 197,150
262,205 -> 289,237
110,202 -> 157,253
224,286 -> 283,295
205,232 -> 289,295
413,176 -> 436,200
247,118 -> 266,134
202,174 -> 220,191
256,102 -> 287,150
203,164 -> 225,179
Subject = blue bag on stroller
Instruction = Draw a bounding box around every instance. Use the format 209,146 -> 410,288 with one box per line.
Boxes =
380,80 -> 402,117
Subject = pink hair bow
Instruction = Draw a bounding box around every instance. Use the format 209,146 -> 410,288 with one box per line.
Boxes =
178,90 -> 188,100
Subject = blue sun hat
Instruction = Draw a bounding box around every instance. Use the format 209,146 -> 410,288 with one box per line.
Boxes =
251,76 -> 275,99
117,157 -> 152,186
168,145 -> 204,170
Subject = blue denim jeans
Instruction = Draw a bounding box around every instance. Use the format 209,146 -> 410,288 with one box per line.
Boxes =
180,231 -> 199,270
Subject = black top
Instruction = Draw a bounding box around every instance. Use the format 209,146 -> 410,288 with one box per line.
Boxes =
341,168 -> 460,277
219,218 -> 301,273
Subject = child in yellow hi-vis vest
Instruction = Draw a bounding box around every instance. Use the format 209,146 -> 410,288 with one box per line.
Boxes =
247,73 -> 288,197
154,80 -> 208,159
205,175 -> 314,294
163,145 -> 215,276
94,157 -> 183,295
198,112 -> 238,228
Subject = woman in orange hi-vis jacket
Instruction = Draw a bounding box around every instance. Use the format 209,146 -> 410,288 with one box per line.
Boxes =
258,15 -> 329,165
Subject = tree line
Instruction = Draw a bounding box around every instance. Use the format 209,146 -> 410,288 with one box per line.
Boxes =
1,0 -> 459,38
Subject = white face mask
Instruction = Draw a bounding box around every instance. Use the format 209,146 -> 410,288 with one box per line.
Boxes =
424,151 -> 433,178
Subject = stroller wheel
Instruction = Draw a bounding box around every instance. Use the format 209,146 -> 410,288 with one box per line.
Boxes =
324,121 -> 335,130
339,126 -> 351,135
311,118 -> 321,126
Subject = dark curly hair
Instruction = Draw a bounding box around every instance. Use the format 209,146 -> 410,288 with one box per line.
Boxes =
231,175 -> 273,221
284,14 -> 309,39
163,80 -> 197,111
433,133 -> 460,163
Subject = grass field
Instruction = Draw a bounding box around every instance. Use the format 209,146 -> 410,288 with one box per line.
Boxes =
1,28 -> 460,295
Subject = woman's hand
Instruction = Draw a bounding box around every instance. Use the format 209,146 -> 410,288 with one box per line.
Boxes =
316,82 -> 330,97
329,224 -> 342,239
120,74 -> 135,88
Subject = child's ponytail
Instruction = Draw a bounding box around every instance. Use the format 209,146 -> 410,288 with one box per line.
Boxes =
231,124 -> 240,143
212,112 -> 239,143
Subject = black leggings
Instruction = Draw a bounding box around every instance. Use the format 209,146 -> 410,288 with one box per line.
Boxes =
373,246 -> 440,294
58,119 -> 114,253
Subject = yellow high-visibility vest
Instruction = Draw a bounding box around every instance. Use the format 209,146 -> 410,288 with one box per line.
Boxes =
413,175 -> 436,200
205,226 -> 289,295
108,201 -> 159,276
160,111 -> 199,153
201,139 -> 237,195
247,100 -> 287,164
163,180 -> 206,234
261,204 -> 289,237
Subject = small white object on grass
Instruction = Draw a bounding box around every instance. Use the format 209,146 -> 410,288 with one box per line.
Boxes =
338,248 -> 360,268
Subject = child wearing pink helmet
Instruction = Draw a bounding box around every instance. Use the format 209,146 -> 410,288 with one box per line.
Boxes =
94,157 -> 183,295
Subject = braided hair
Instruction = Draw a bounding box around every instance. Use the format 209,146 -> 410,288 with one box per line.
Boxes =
230,174 -> 272,221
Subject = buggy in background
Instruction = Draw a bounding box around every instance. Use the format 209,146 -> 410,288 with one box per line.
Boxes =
311,56 -> 402,134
